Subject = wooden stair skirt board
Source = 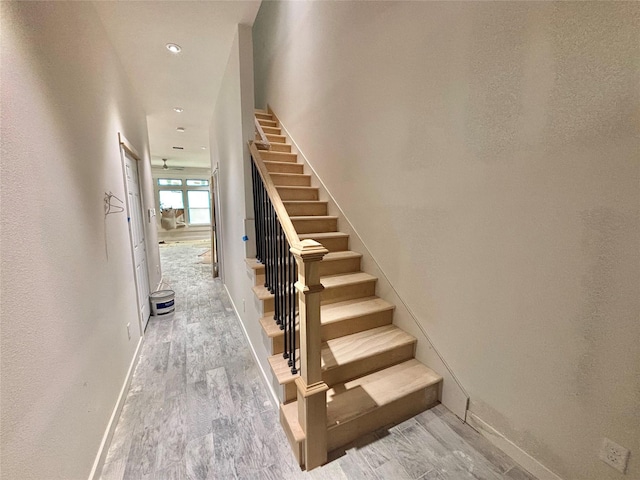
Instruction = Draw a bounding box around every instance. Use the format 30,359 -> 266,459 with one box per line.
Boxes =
280,360 -> 442,467
252,108 -> 444,470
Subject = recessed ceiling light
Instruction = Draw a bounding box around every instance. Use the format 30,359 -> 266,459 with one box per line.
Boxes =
173,107 -> 184,113
176,127 -> 185,133
172,146 -> 184,150
166,43 -> 182,54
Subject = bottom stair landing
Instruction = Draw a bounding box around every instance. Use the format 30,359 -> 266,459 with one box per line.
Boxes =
280,360 -> 442,468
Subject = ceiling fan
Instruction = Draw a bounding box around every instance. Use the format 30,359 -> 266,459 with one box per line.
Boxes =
162,158 -> 184,171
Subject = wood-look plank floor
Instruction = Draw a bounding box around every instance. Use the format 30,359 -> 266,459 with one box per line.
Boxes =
100,240 -> 538,480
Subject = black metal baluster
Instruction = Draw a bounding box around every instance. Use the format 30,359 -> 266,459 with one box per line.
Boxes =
290,248 -> 298,374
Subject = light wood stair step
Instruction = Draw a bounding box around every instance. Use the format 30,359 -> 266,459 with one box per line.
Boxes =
264,161 -> 303,175
283,200 -> 328,216
270,173 -> 311,187
258,119 -> 278,128
276,186 -> 319,201
298,232 -> 349,252
266,133 -> 287,143
249,250 -> 361,277
268,324 -> 417,390
252,271 -> 377,313
290,215 -> 338,234
260,150 -> 298,163
267,142 -> 292,153
260,295 -> 394,354
280,359 -> 442,457
262,126 -> 281,135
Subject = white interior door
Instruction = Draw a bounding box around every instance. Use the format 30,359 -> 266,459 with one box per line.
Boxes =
124,152 -> 151,332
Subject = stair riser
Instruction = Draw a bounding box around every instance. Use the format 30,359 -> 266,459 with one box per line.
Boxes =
269,308 -> 394,355
307,236 -> 349,252
277,188 -> 319,201
321,280 -> 376,305
261,151 -> 298,163
265,162 -> 303,174
319,257 -> 361,276
327,386 -> 439,452
284,202 -> 328,216
323,342 -> 416,387
263,126 -> 282,135
255,113 -> 273,121
259,119 -> 277,128
271,175 -> 311,187
269,142 -> 291,152
292,218 -> 338,234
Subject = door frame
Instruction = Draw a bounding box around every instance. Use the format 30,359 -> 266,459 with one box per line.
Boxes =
212,166 -> 224,282
118,133 -> 151,336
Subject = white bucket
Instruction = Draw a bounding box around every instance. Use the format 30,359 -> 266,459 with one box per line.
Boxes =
150,289 -> 175,316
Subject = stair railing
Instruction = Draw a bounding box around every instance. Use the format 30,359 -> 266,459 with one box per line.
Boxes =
254,117 -> 271,150
249,138 -> 329,469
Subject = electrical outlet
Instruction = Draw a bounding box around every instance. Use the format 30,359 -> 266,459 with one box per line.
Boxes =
126,323 -> 131,340
600,437 -> 630,473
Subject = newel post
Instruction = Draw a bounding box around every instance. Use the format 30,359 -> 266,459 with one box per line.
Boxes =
290,239 -> 329,470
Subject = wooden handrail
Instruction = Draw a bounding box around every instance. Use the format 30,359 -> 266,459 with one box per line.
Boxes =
254,118 -> 271,150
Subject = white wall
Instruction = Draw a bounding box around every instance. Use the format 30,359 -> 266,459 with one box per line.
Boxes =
0,3 -> 160,479
210,25 -> 279,401
253,2 -> 640,479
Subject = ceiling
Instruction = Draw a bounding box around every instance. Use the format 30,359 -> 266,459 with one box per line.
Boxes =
93,1 -> 261,169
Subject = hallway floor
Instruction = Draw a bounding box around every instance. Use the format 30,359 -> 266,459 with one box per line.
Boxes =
100,241 -> 537,480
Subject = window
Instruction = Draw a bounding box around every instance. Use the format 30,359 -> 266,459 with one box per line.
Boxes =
187,190 -> 210,225
186,179 -> 209,187
156,176 -> 211,226
159,190 -> 184,209
158,178 -> 183,186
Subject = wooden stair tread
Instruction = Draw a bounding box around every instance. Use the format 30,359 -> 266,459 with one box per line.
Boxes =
283,200 -> 327,205
321,296 -> 393,325
320,271 -> 376,289
326,359 -> 442,428
268,324 -> 416,385
290,215 -> 338,221
259,296 -> 393,339
276,186 -> 317,191
252,284 -> 272,301
264,160 -> 301,168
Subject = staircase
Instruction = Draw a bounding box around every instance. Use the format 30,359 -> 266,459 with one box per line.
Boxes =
248,108 -> 443,469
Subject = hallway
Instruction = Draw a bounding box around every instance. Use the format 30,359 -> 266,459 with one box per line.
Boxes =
99,241 -> 537,480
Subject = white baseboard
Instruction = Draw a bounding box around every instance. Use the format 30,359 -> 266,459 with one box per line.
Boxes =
88,336 -> 144,480
466,411 -> 564,480
223,284 -> 280,408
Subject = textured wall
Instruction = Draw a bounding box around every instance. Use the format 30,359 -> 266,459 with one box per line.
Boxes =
210,26 -> 279,402
253,2 -> 640,479
0,3 -> 160,479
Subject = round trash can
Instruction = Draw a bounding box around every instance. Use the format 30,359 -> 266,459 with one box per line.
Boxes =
149,289 -> 175,316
